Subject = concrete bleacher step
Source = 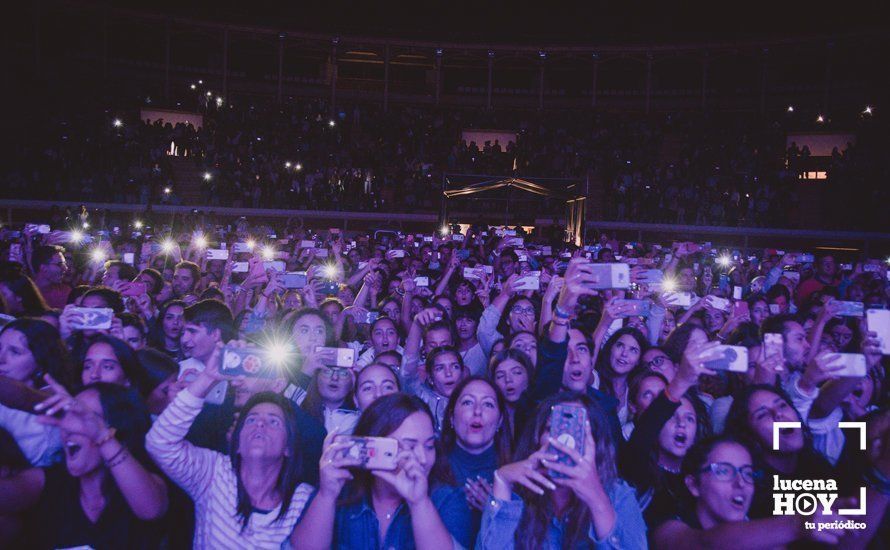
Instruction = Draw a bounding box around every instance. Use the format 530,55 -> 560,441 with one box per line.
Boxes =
169,157 -> 205,205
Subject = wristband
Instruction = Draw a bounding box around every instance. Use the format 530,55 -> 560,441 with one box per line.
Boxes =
554,305 -> 572,319
94,427 -> 117,446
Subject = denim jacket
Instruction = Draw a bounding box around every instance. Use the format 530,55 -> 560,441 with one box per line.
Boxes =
476,479 -> 647,550
332,485 -> 472,549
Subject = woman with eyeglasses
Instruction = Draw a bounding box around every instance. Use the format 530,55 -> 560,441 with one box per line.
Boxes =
640,346 -> 677,382
476,274 -> 539,357
290,393 -> 472,549
652,435 -> 845,548
299,364 -> 359,434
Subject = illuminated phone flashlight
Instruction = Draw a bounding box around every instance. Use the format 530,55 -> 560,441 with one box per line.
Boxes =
189,84 -> 196,90
206,91 -> 212,97
440,225 -> 450,236
284,161 -> 292,169
661,277 -> 677,292
328,120 -> 336,127
134,220 -> 143,230
90,248 -> 107,263
717,255 -> 731,267
161,239 -> 175,254
322,263 -> 339,279
246,239 -> 256,250
215,97 -> 223,106
261,246 -> 275,260
294,163 -> 303,171
203,172 -> 212,181
266,342 -> 293,367
112,119 -> 123,128
163,187 -> 171,195
82,222 -> 90,229
193,234 -> 207,249
70,230 -> 84,243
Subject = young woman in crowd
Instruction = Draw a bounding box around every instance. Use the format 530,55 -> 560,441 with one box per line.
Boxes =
79,334 -> 146,390
0,318 -> 74,466
353,362 -> 401,412
146,345 -> 313,547
355,316 -> 403,368
0,271 -> 51,317
3,380 -> 169,549
403,345 -> 468,432
147,300 -> 186,360
290,393 -> 472,549
595,327 -> 649,433
652,435 -> 850,548
622,339 -> 720,525
488,348 -> 533,438
477,275 -> 539,356
299,364 -> 359,434
477,391 -> 647,549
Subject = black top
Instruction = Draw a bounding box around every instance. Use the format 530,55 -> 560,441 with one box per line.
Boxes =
24,465 -> 164,550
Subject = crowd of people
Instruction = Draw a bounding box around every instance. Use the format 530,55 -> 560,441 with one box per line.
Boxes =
0,214 -> 888,549
3,93 -> 886,230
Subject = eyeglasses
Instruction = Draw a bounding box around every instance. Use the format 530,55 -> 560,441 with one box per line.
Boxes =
699,462 -> 760,484
645,355 -> 669,369
510,306 -> 535,316
320,366 -> 351,379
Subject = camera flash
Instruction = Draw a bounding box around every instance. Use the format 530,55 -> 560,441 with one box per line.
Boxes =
134,220 -> 143,229
91,248 -> 106,263
162,240 -> 175,253
246,239 -> 256,250
194,235 -> 207,248
70,230 -> 84,243
262,246 -> 275,260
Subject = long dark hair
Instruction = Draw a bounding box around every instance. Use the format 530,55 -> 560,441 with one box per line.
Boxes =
147,299 -> 186,351
79,334 -> 146,392
512,392 -> 618,550
300,368 -> 357,426
0,272 -> 50,316
440,376 -> 513,466
663,323 -> 707,364
229,392 -> 303,530
340,393 -> 453,506
0,318 -> 75,390
595,327 -> 648,399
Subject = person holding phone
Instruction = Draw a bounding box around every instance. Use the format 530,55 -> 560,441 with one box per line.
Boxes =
290,393 -> 472,549
477,392 -> 646,549
652,435 -> 847,548
146,345 -> 313,548
0,318 -> 74,466
4,381 -> 169,549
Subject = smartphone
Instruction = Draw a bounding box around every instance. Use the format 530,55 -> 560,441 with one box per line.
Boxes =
390,250 -> 406,258
206,249 -> 229,261
314,347 -> 356,367
731,301 -> 749,318
505,237 -> 524,247
835,301 -> 864,317
365,310 -> 380,324
769,303 -> 782,315
463,266 -> 493,280
423,236 -> 433,243
829,353 -> 867,377
232,242 -> 252,253
863,264 -> 881,273
614,299 -> 651,317
69,307 -> 114,330
706,296 -> 731,312
119,252 -> 134,266
120,281 -> 148,297
584,263 -> 631,290
205,381 -> 228,405
663,291 -> 694,308
335,436 -> 399,470
313,249 -> 329,258
414,276 -> 429,288
452,234 -> 465,242
328,409 -> 360,433
636,268 -> 664,285
702,345 -> 749,373
8,243 -> 23,262
232,261 -> 249,273
221,345 -> 279,378
282,272 -> 308,289
732,286 -> 743,300
763,333 -> 784,364
263,260 -> 286,273
25,223 -> 51,234
300,240 -> 316,249
513,271 -> 541,292
796,254 -> 815,264
866,309 -> 890,355
548,403 -> 587,478
317,281 -> 340,295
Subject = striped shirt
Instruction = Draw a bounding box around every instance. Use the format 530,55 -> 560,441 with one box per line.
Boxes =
146,390 -> 313,549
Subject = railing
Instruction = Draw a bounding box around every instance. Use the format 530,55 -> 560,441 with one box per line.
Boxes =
2,199 -> 888,255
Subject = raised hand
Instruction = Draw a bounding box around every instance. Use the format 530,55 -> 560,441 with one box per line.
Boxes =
493,442 -> 558,497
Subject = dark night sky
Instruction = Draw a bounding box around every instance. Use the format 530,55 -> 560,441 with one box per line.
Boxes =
113,0 -> 887,44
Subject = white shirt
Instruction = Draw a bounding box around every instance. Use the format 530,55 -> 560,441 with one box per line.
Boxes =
0,403 -> 62,467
